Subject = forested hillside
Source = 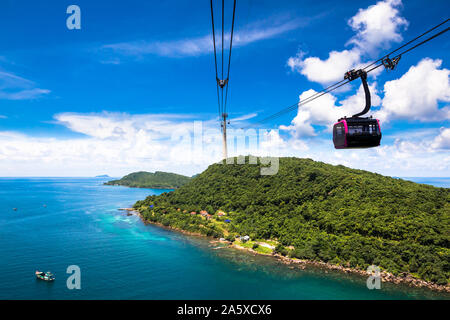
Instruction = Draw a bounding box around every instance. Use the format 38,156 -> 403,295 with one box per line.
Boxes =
134,157 -> 449,285
105,171 -> 191,189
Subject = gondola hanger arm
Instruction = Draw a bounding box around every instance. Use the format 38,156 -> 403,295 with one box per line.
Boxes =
343,69 -> 371,118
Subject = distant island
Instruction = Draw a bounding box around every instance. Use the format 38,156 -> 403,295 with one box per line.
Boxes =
133,157 -> 450,291
95,174 -> 110,178
105,171 -> 191,189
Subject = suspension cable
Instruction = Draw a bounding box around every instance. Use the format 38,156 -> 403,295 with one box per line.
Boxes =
210,0 -> 238,124
392,26 -> 449,58
210,0 -> 222,119
224,0 -> 237,115
243,19 -> 450,128
363,18 -> 449,71
221,0 -> 225,116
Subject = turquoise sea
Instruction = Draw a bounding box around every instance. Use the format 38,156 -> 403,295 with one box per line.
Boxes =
0,177 -> 448,300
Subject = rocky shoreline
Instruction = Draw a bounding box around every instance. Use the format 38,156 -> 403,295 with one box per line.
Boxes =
273,254 -> 450,293
233,242 -> 450,293
121,207 -> 450,294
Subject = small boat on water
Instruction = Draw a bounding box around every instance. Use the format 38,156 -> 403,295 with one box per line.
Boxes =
35,271 -> 55,281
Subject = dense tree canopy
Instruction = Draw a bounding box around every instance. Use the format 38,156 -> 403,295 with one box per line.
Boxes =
105,171 -> 191,189
134,157 -> 450,285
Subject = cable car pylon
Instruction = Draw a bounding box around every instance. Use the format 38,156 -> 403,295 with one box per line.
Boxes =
221,112 -> 228,159
210,0 -> 236,161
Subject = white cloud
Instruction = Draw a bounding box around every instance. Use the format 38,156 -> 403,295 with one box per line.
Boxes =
280,108 -> 317,137
287,50 -> 361,84
55,112 -> 198,140
0,70 -> 50,100
356,138 -> 449,176
0,88 -> 50,100
233,18 -> 302,46
376,58 -> 450,122
104,18 -> 302,58
287,0 -> 408,85
347,0 -> 408,54
103,36 -> 212,58
431,127 -> 450,150
230,113 -> 258,122
0,113 -> 207,176
0,112 -> 277,177
0,71 -> 34,88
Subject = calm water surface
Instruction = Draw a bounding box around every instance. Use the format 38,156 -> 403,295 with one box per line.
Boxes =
0,177 -> 448,300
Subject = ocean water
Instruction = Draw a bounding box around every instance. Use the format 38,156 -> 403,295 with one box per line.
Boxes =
400,177 -> 450,188
0,177 -> 448,300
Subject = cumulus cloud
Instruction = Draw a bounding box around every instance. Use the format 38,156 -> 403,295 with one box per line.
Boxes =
287,0 -> 407,85
431,128 -> 450,150
0,112 -> 281,177
369,131 -> 450,174
0,71 -> 50,100
375,58 -> 450,122
355,137 -> 449,175
55,112 -> 198,140
287,50 -> 361,84
347,0 -> 408,54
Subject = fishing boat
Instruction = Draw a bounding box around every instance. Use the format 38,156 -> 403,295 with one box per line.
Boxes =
35,271 -> 55,281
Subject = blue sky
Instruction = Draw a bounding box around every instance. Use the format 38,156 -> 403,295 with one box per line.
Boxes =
0,0 -> 449,177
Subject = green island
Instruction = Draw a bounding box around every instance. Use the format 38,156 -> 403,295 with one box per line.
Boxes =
105,171 -> 191,189
133,157 -> 449,288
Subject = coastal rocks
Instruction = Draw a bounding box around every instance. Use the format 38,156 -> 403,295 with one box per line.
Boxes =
271,253 -> 450,293
211,239 -> 232,245
118,208 -> 139,216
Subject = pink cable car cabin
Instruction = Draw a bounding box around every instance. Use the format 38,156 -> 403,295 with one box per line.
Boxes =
333,117 -> 381,149
333,69 -> 382,149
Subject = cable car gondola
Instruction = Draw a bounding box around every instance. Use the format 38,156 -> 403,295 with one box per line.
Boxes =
333,69 -> 382,149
